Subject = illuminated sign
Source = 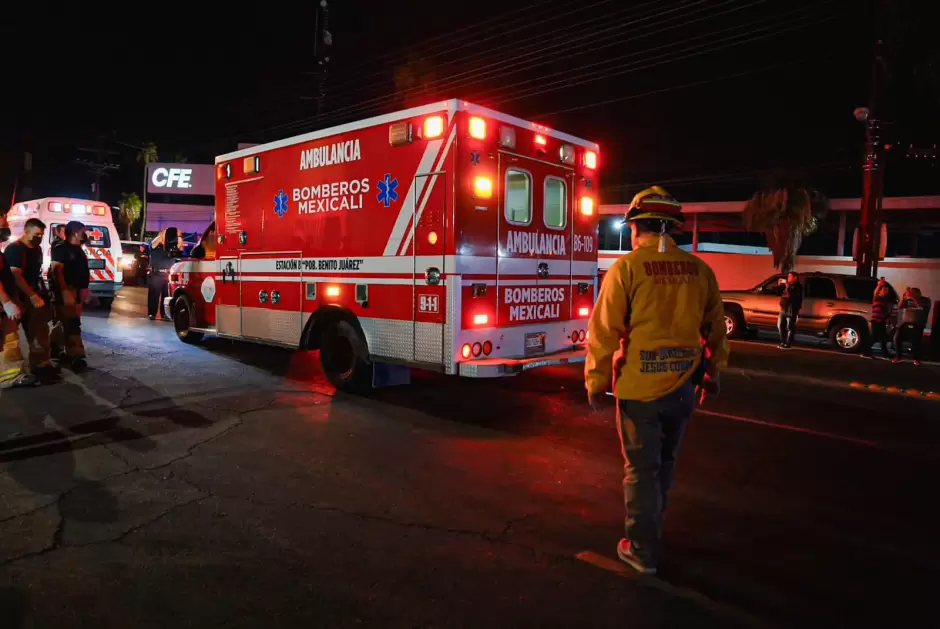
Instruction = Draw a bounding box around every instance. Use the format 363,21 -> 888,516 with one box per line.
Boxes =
147,163 -> 215,196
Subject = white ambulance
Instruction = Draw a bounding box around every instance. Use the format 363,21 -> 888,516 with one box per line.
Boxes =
3,197 -> 123,306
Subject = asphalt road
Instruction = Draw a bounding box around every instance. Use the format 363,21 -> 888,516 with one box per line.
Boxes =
1,287 -> 938,628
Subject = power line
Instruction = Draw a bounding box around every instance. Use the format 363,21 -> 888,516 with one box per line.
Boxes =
268,0 -> 795,137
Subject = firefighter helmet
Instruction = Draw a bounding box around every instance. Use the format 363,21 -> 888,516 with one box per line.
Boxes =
625,186 -> 684,225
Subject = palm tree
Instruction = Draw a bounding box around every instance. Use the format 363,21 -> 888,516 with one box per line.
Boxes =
136,142 -> 159,240
173,153 -> 188,163
743,186 -> 830,272
118,192 -> 143,239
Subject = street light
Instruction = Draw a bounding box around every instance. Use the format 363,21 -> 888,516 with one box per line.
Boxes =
613,218 -> 626,251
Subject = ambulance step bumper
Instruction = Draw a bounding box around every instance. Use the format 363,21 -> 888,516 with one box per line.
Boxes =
89,281 -> 122,298
458,348 -> 586,378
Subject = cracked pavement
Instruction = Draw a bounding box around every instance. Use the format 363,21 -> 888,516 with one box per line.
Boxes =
1,287 -> 939,628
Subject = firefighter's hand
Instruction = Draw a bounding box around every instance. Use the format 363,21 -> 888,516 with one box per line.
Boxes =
29,294 -> 45,309
696,373 -> 720,405
587,391 -> 607,413
2,300 -> 21,322
81,290 -> 98,306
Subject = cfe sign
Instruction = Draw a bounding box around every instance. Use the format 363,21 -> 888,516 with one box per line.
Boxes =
147,163 -> 215,196
152,167 -> 192,189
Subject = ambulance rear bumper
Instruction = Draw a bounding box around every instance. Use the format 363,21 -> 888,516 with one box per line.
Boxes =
89,281 -> 122,298
458,348 -> 587,378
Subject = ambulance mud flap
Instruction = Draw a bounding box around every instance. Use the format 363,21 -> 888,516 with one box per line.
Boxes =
372,363 -> 411,388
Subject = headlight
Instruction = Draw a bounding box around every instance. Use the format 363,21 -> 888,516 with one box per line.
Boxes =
119,254 -> 135,269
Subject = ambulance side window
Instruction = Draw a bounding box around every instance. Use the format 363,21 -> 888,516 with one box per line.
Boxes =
505,169 -> 532,226
543,177 -> 567,229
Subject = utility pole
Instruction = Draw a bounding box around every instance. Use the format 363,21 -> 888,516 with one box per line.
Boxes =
75,140 -> 120,201
854,30 -> 889,277
300,0 -> 333,120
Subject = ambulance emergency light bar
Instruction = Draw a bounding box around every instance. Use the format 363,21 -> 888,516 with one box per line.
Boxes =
42,202 -> 106,216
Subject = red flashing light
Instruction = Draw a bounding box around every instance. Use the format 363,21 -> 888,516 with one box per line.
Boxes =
584,151 -> 598,170
469,117 -> 486,140
578,307 -> 590,317
473,313 -> 488,326
534,134 -> 547,146
423,116 -> 444,139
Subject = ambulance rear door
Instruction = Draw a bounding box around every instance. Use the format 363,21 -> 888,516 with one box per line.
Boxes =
496,152 -> 573,356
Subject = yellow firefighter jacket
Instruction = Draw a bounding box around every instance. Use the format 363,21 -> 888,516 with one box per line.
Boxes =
586,236 -> 729,402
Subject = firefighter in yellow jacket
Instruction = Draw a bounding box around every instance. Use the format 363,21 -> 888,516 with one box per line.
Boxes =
0,211 -> 38,389
585,186 -> 729,575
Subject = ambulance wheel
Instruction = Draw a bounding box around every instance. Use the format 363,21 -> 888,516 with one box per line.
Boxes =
320,319 -> 372,393
173,295 -> 204,344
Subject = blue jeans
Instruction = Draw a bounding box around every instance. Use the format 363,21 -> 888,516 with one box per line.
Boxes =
617,381 -> 696,567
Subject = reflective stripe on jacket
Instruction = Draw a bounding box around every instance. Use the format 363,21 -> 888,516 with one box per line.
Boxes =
585,236 -> 730,402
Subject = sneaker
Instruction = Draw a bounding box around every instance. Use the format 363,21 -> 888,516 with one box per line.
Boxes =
148,315 -> 156,321
617,539 -> 657,575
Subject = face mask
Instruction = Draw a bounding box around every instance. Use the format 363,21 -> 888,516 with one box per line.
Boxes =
30,235 -> 42,246
80,234 -> 88,245
0,228 -> 9,243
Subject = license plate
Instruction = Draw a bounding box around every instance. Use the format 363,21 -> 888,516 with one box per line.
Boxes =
88,259 -> 106,270
524,332 -> 546,357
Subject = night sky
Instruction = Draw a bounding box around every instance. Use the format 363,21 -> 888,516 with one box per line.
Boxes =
2,0 -> 937,209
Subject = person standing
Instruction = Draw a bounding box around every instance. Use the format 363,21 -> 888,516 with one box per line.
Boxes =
49,221 -> 94,370
864,279 -> 892,359
0,211 -> 38,389
777,272 -> 803,349
893,287 -> 930,365
147,227 -> 181,320
2,218 -> 55,376
585,186 -> 729,576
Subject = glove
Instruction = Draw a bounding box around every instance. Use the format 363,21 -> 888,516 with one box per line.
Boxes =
696,373 -> 720,405
2,300 -> 21,321
29,294 -> 45,309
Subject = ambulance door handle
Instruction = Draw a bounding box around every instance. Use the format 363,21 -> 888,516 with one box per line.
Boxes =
259,290 -> 269,304
537,262 -> 549,279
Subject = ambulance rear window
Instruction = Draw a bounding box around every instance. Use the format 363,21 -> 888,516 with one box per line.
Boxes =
505,169 -> 532,225
50,223 -> 110,248
544,177 -> 567,229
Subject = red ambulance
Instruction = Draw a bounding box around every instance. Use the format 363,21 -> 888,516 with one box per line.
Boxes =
165,100 -> 600,391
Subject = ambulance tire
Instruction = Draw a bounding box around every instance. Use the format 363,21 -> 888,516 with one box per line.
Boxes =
320,319 -> 373,393
173,295 -> 204,344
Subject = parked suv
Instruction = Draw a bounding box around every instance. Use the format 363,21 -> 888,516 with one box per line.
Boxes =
721,272 -> 899,353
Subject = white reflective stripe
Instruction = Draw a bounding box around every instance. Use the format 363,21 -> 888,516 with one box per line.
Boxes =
222,275 -> 423,285
399,123 -> 458,256
175,260 -> 218,273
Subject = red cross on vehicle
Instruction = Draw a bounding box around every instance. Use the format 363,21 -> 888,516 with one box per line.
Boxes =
87,228 -> 104,242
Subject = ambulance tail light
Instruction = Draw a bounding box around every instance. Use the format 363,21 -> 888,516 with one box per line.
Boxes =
325,285 -> 341,298
482,341 -> 493,356
92,206 -> 106,216
473,313 -> 488,326
471,342 -> 483,358
421,115 -> 444,140
461,344 -> 472,359
584,150 -> 598,170
534,134 -> 547,146
580,197 -> 594,216
473,176 -> 493,199
469,117 -> 486,140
